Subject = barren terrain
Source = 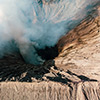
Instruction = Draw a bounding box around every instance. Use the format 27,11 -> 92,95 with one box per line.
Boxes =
0,6 -> 100,100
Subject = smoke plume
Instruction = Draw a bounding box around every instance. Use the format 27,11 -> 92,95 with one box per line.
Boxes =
0,0 -> 99,65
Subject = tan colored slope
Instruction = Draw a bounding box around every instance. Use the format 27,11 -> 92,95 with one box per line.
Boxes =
56,10 -> 100,82
1,7 -> 100,100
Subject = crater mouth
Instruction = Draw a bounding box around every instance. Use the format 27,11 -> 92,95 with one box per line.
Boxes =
36,45 -> 59,61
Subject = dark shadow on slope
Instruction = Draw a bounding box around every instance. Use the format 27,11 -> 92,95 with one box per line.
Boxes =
66,70 -> 97,82
0,54 -> 53,82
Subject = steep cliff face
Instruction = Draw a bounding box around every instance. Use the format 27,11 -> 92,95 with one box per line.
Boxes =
0,7 -> 100,100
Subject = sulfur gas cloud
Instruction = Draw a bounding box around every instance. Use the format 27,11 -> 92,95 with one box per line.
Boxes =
0,0 -> 99,65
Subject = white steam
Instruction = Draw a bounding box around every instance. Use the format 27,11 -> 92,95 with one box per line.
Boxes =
0,0 -> 99,65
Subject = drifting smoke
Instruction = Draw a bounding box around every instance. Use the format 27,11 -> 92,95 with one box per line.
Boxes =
0,0 -> 99,65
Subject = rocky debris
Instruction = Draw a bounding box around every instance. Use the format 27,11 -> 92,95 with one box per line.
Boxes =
0,6 -> 100,100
